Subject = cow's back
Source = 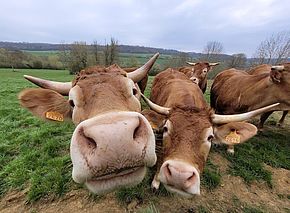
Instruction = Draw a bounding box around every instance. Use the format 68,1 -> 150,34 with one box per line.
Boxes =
150,69 -> 207,109
247,64 -> 271,75
211,68 -> 272,114
211,69 -> 256,113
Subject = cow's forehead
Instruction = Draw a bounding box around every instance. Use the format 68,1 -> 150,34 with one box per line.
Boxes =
168,107 -> 212,131
72,66 -> 127,86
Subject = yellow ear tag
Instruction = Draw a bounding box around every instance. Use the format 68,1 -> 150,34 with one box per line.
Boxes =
45,111 -> 64,122
224,130 -> 241,144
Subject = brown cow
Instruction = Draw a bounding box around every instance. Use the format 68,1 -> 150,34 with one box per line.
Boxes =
18,53 -> 159,195
211,63 -> 290,132
247,64 -> 289,127
141,68 -> 277,196
178,62 -> 219,93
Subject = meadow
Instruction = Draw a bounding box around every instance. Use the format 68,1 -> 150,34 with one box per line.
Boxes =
0,68 -> 289,212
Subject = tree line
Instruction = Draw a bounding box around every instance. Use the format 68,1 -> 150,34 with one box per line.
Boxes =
0,32 -> 289,76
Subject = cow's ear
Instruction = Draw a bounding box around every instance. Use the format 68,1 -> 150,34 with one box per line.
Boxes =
142,109 -> 167,130
270,69 -> 283,83
213,122 -> 257,145
19,88 -> 72,122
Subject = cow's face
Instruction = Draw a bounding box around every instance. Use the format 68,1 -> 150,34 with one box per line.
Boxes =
178,62 -> 219,92
69,68 -> 141,124
19,54 -> 159,194
142,103 -> 263,197
158,107 -> 213,196
271,63 -> 290,86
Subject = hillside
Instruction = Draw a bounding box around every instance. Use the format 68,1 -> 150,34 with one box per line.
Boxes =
0,41 -> 232,60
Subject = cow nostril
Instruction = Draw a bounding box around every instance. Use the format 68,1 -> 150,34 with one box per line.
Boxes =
133,117 -> 144,140
187,173 -> 195,181
166,164 -> 172,176
86,136 -> 97,149
133,125 -> 140,140
79,127 -> 97,149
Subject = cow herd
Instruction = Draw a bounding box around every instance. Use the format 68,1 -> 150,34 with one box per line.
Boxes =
18,53 -> 289,197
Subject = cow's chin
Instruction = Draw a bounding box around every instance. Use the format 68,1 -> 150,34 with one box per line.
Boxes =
163,184 -> 200,198
84,166 -> 146,194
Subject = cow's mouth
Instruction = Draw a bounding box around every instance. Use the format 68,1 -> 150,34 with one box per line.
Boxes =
84,166 -> 146,194
88,166 -> 143,181
163,184 -> 198,197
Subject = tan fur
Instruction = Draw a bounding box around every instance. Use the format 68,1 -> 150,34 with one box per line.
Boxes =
19,65 -> 141,124
178,62 -> 214,93
19,88 -> 72,120
211,63 -> 290,114
148,69 -> 213,173
246,64 -> 289,127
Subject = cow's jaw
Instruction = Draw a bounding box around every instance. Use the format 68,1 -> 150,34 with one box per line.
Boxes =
70,111 -> 156,194
85,166 -> 146,194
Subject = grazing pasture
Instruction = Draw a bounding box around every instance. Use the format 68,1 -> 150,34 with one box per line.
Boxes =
0,68 -> 289,212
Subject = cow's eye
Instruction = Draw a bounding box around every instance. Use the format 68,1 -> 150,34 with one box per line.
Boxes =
132,88 -> 138,96
69,100 -> 75,108
207,135 -> 214,142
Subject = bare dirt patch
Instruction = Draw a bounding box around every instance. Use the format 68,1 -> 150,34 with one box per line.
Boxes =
1,154 -> 289,213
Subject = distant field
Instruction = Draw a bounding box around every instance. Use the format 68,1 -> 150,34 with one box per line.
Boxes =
0,68 -> 289,212
21,50 -> 173,69
23,50 -> 61,56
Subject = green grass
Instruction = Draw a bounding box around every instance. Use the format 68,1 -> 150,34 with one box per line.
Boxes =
0,68 -> 289,203
202,160 -> 221,190
23,50 -> 60,57
216,128 -> 289,187
0,68 -> 75,201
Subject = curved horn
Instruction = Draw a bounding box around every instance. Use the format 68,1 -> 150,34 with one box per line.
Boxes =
186,62 -> 197,66
209,62 -> 220,66
271,65 -> 284,71
127,53 -> 159,82
24,75 -> 72,96
141,94 -> 170,115
212,103 -> 280,124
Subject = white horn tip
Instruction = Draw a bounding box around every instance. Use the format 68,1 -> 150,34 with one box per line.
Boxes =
271,66 -> 284,71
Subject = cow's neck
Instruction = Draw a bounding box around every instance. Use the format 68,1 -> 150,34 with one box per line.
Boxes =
240,74 -> 285,110
165,82 -> 207,109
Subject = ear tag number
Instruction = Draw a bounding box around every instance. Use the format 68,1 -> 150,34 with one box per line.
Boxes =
45,111 -> 64,122
225,130 -> 241,144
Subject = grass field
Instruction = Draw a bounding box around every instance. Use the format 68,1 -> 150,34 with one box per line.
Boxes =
0,68 -> 289,212
22,50 -> 173,70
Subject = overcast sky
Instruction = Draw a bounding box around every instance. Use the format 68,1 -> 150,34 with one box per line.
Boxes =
0,0 -> 289,56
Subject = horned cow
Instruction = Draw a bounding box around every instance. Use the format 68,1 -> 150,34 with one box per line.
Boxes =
178,62 -> 219,93
247,64 -> 289,128
211,63 -> 290,132
141,68 -> 277,197
18,53 -> 159,195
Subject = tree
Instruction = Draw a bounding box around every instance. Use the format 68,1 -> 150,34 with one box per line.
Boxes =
58,41 -> 70,69
109,37 -> 119,65
227,53 -> 247,69
103,38 -> 119,66
104,42 -> 110,66
253,31 -> 290,65
68,41 -> 88,74
202,41 -> 224,61
92,40 -> 100,65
